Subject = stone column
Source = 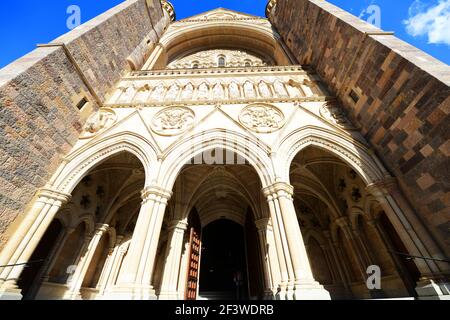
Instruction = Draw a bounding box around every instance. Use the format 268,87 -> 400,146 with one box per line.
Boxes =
319,243 -> 338,284
0,188 -> 71,300
335,217 -> 369,282
98,235 -> 124,295
265,221 -> 282,296
41,227 -> 76,283
105,240 -> 130,292
263,190 -> 290,299
66,224 -> 109,300
350,222 -> 375,267
114,186 -> 172,300
366,217 -> 417,297
177,241 -> 190,300
323,231 -> 352,297
143,43 -> 165,69
97,235 -> 124,296
263,182 -> 331,300
159,220 -> 189,300
367,178 -> 450,299
255,218 -> 276,299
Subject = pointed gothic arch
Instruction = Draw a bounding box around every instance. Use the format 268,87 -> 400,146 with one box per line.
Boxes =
278,126 -> 389,186
50,133 -> 159,194
158,129 -> 275,191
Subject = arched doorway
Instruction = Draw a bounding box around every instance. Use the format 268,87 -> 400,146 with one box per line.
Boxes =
162,148 -> 269,300
16,151 -> 147,300
289,146 -> 413,299
199,219 -> 248,300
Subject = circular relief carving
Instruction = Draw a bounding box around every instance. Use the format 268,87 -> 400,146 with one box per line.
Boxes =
320,101 -> 356,130
151,106 -> 195,136
80,108 -> 117,139
239,104 -> 285,133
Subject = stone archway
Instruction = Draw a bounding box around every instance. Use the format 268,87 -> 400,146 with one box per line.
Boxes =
288,145 -> 416,299
0,151 -> 148,300
157,148 -> 271,300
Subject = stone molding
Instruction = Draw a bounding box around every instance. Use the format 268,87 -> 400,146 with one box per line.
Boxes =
255,218 -> 271,231
141,186 -> 173,202
129,65 -> 304,77
168,220 -> 189,231
262,182 -> 294,199
37,187 -> 72,204
365,177 -> 398,198
106,96 -> 329,108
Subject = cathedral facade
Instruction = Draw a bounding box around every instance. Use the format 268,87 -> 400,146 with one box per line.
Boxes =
0,0 -> 448,300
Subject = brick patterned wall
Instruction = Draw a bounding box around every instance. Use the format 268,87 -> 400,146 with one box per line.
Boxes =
0,0 -> 167,250
271,0 -> 450,254
52,0 -> 167,100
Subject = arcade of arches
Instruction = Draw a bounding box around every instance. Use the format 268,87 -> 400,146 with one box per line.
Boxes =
0,6 -> 448,300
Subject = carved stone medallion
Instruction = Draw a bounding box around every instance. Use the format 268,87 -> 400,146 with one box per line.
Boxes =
239,104 -> 285,133
151,106 -> 195,136
80,108 -> 117,139
320,101 -> 356,130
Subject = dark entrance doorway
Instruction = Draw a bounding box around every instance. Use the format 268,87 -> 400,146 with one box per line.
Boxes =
199,219 -> 248,300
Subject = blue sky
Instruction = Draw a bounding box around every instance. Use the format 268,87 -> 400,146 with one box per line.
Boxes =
0,0 -> 448,69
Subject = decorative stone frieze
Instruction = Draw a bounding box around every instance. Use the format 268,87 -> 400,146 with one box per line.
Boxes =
107,65 -> 318,106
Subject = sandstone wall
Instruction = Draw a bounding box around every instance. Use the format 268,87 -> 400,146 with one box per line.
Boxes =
0,0 -> 167,249
271,0 -> 450,254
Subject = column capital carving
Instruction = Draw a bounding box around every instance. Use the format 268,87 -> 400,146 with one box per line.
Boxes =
65,227 -> 77,235
119,242 -> 130,255
262,182 -> 294,198
335,216 -> 351,229
141,186 -> 173,202
365,215 -> 380,227
366,177 -> 398,197
37,187 -> 72,204
95,223 -> 109,233
255,218 -> 271,231
115,235 -> 125,244
168,220 -> 188,231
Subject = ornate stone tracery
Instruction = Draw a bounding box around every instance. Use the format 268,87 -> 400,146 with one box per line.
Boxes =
167,49 -> 271,69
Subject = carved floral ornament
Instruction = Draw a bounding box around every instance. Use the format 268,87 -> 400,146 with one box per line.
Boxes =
80,108 -> 117,139
319,101 -> 357,130
239,103 -> 285,133
151,106 -> 196,136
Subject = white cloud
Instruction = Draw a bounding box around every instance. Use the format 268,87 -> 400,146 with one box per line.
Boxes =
404,0 -> 450,45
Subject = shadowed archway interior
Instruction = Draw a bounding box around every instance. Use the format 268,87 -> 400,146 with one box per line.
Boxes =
199,219 -> 248,300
